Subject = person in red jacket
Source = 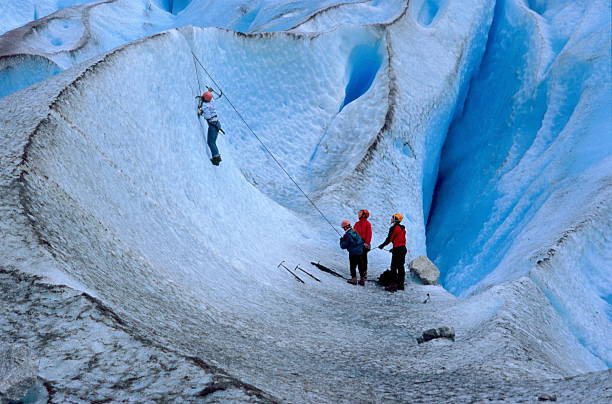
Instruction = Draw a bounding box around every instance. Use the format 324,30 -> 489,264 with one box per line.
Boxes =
353,209 -> 372,285
378,213 -> 407,292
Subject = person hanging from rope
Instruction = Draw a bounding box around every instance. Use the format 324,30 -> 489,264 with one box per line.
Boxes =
197,88 -> 224,166
353,209 -> 372,286
377,213 -> 407,292
339,220 -> 366,286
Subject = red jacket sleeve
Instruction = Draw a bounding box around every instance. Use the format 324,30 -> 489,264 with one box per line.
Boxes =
365,221 -> 372,244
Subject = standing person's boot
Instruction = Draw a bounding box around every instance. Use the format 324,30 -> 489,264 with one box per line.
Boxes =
347,277 -> 357,285
210,154 -> 222,165
358,272 -> 367,286
385,283 -> 397,292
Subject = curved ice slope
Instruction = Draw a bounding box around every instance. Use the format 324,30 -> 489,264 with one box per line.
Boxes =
427,0 -> 612,366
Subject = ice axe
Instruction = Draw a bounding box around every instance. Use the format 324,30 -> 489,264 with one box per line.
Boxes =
195,87 -> 223,100
277,260 -> 304,284
207,86 -> 223,99
295,265 -> 321,282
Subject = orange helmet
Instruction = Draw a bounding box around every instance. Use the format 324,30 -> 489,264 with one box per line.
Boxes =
202,91 -> 213,102
340,220 -> 351,229
391,213 -> 403,223
358,209 -> 369,219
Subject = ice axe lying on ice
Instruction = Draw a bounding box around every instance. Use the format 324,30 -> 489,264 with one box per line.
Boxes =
277,260 -> 304,284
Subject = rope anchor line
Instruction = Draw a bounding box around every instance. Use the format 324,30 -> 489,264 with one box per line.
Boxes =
190,50 -> 342,237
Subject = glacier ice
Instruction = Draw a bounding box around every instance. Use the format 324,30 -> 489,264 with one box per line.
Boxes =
0,0 -> 610,402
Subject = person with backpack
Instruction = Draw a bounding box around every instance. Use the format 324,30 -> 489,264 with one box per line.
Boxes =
353,209 -> 372,285
378,213 -> 407,292
339,220 -> 366,285
197,88 -> 224,166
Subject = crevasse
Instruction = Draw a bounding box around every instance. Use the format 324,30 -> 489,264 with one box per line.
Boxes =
427,0 -> 612,367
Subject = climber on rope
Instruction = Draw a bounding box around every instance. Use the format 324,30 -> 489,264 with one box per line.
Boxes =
378,213 -> 407,292
353,209 -> 372,285
339,220 -> 366,286
197,88 -> 224,166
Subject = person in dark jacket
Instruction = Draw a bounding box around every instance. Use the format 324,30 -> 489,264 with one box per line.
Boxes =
378,213 -> 407,292
339,220 -> 365,285
353,209 -> 372,285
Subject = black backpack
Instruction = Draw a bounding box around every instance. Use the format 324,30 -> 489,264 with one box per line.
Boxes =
378,269 -> 396,286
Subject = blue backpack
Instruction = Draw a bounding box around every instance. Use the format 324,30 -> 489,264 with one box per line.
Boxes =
341,229 -> 364,255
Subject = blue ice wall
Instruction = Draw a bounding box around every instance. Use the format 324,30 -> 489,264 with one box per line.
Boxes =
426,0 -> 611,365
428,0 -> 611,293
339,41 -> 383,112
427,0 -> 532,292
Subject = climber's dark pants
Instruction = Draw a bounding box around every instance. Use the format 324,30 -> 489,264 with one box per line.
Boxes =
207,120 -> 221,157
349,254 -> 366,279
390,246 -> 407,287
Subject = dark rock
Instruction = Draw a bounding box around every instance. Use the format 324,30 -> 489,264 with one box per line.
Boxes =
417,326 -> 455,344
438,326 -> 455,340
423,328 -> 440,341
538,394 -> 557,401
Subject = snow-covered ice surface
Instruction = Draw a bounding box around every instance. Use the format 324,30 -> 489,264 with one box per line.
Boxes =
1,0 -> 611,402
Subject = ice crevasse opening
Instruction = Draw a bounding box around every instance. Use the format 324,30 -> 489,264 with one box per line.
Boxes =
339,36 -> 383,112
426,0 -> 612,367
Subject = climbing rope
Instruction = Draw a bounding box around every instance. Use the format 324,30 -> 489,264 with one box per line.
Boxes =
191,55 -> 203,93
190,50 -> 342,237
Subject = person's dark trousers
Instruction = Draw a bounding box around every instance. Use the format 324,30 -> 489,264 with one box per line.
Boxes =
361,250 -> 369,278
390,246 -> 407,289
349,254 -> 364,279
207,121 -> 221,157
